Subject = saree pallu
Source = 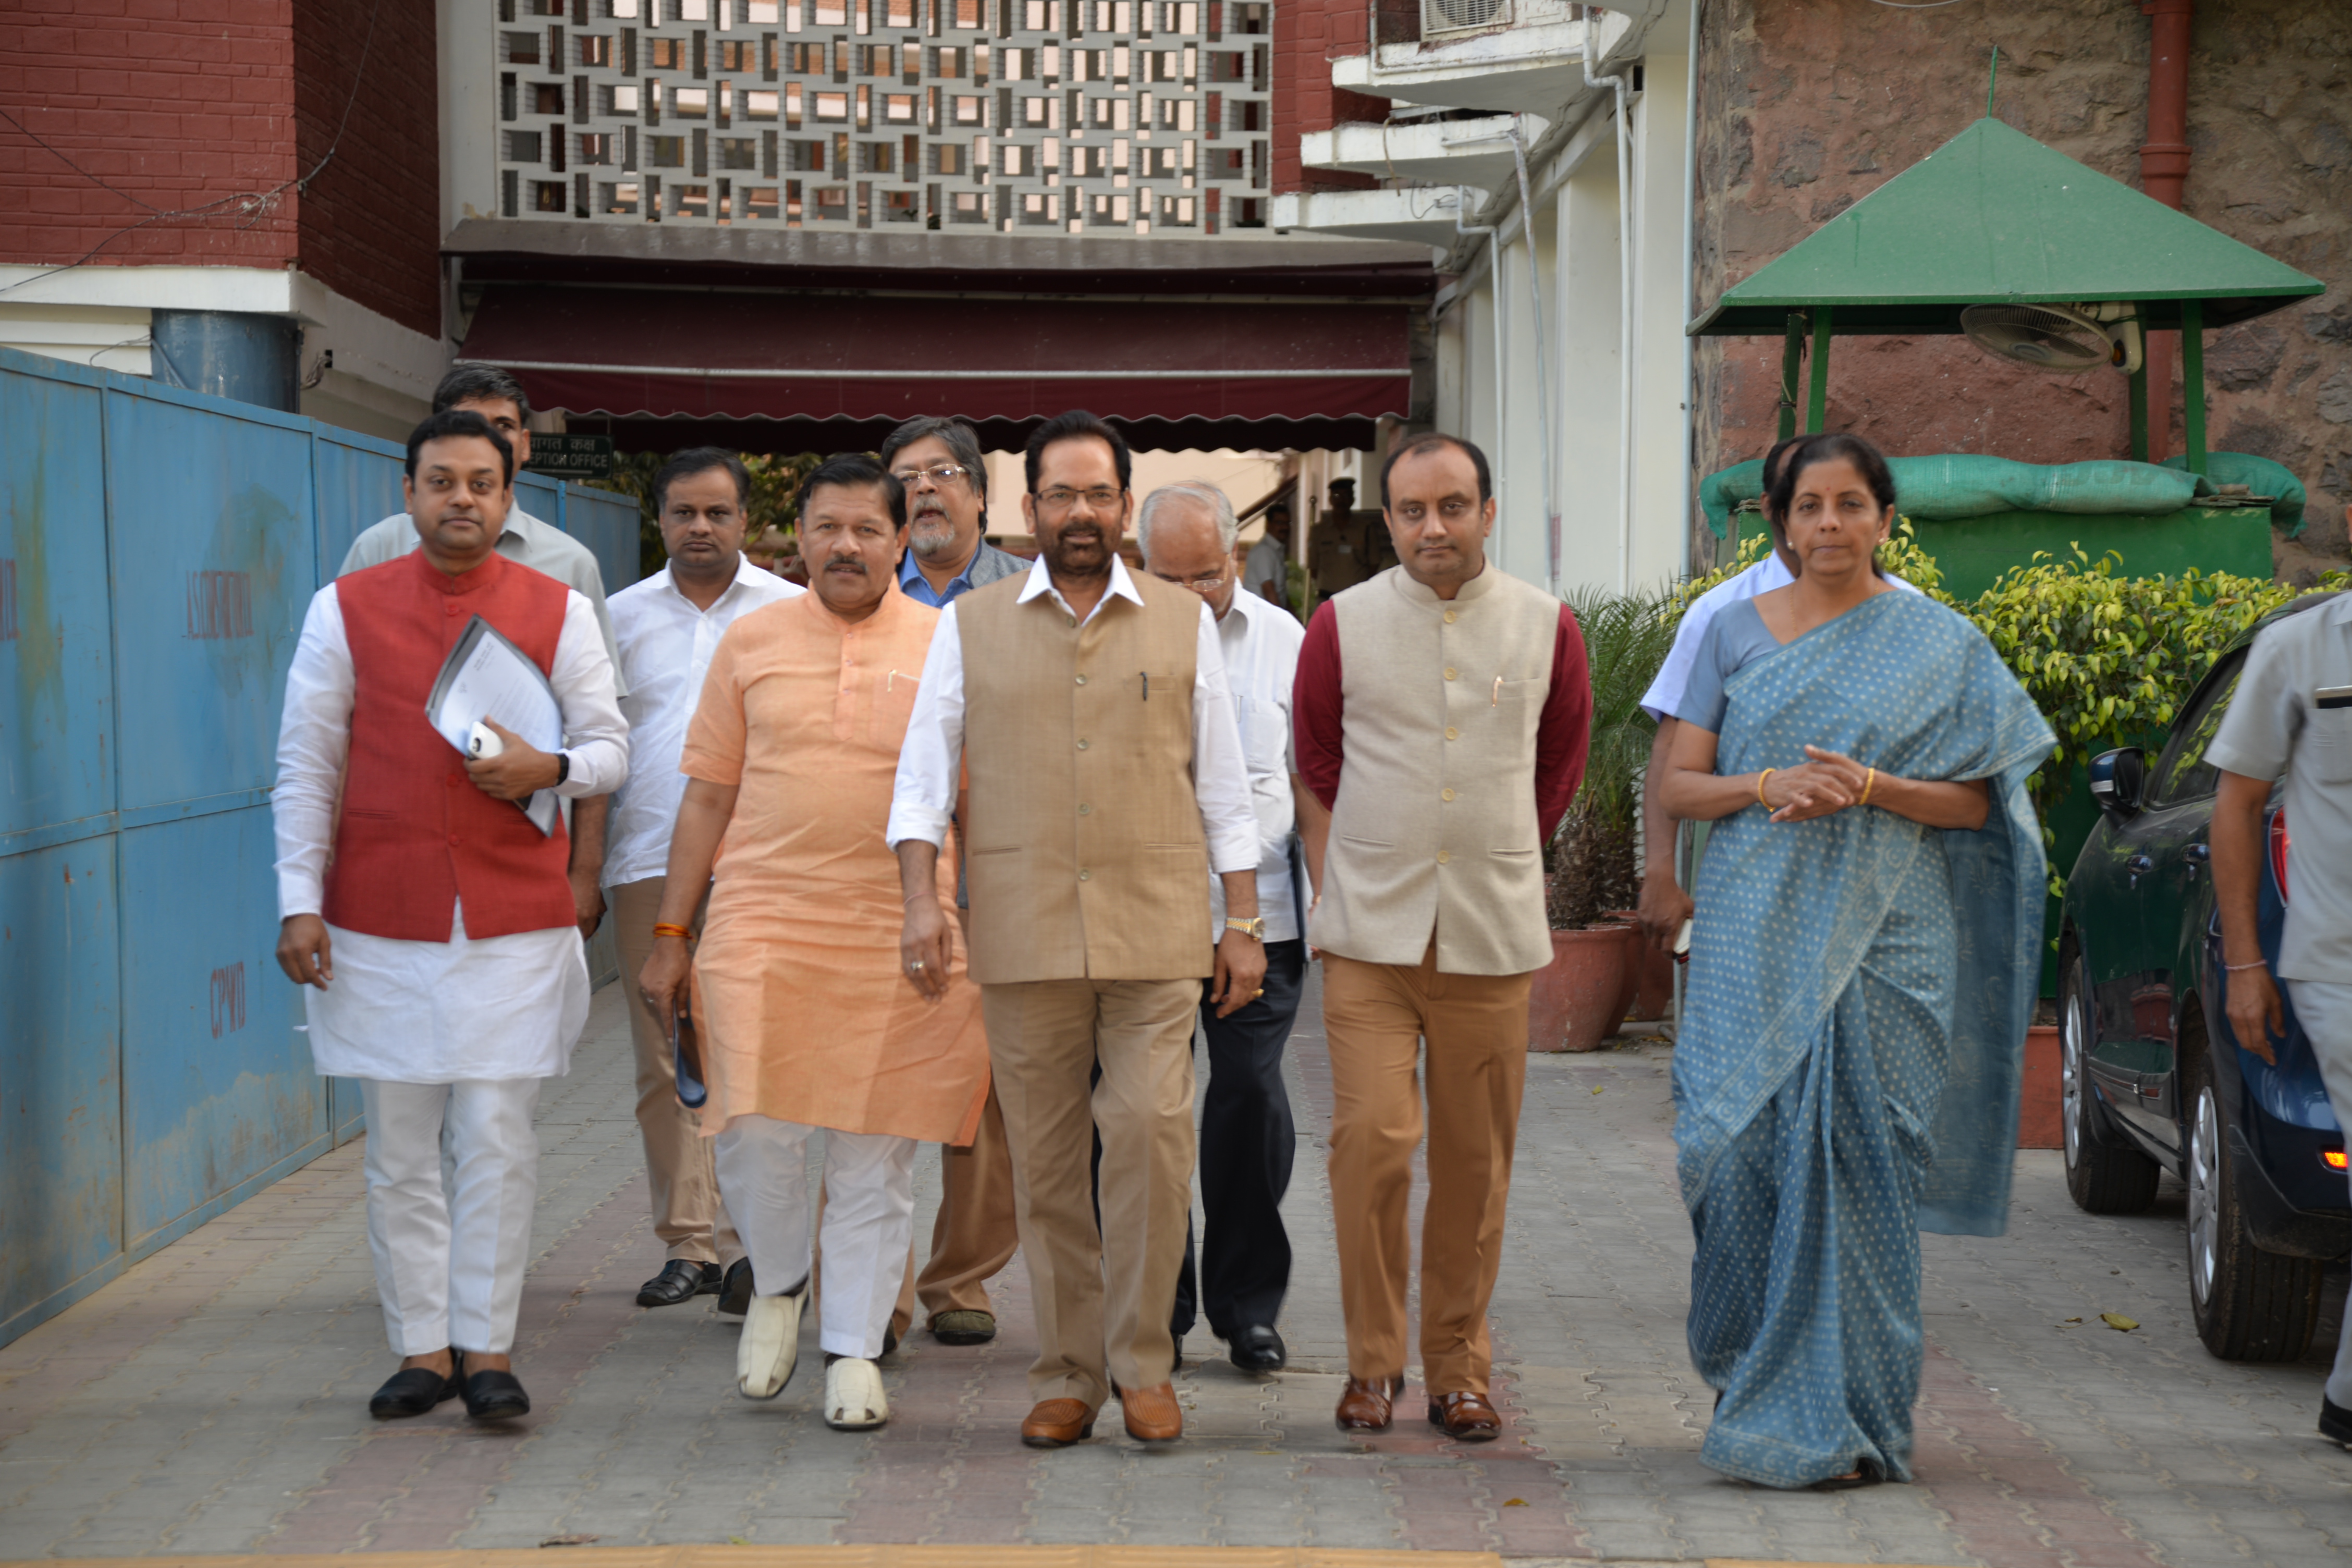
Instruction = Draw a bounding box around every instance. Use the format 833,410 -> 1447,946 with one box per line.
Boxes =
1675,591 -> 2054,1488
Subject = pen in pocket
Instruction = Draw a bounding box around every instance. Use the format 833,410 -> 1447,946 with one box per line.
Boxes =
1142,670 -> 1149,701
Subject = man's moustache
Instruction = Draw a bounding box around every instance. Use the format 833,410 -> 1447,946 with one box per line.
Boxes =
825,557 -> 867,573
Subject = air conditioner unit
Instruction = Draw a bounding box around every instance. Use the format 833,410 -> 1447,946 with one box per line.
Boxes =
1422,0 -> 1510,39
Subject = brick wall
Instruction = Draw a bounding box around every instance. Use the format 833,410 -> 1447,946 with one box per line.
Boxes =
293,0 -> 438,339
1693,0 -> 2352,580
1272,0 -> 1386,192
0,1 -> 300,270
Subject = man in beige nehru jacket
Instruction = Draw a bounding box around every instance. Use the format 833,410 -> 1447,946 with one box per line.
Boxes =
1294,433 -> 1590,1443
890,411 -> 1265,1449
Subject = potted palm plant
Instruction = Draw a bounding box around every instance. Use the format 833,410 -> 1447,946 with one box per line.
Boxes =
1532,585 -> 1678,1051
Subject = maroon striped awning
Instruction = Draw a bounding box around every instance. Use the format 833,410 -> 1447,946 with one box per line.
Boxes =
457,285 -> 1413,429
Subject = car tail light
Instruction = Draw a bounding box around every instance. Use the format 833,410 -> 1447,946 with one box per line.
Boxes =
2325,1148 -> 2348,1172
2269,808 -> 2290,903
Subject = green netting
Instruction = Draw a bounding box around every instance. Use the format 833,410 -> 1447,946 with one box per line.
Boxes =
1698,452 -> 2300,538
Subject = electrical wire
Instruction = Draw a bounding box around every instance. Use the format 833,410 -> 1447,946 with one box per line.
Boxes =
0,0 -> 386,299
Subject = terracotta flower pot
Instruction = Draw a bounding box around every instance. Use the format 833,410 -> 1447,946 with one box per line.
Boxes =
1604,910 -> 1676,1021
1528,925 -> 1635,1054
2017,1023 -> 2063,1149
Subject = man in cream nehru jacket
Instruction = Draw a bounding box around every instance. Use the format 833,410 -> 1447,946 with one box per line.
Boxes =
1293,433 -> 1590,1443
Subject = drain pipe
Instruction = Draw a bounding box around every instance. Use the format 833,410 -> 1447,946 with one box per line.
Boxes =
1508,119 -> 1562,594
2140,0 -> 2192,461
1585,5 -> 1636,592
1677,0 -> 1700,580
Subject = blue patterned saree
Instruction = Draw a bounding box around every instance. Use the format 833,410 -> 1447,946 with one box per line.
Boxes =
1675,591 -> 2054,1488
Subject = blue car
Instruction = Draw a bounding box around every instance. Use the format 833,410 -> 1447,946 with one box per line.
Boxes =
2058,591 -> 2349,1363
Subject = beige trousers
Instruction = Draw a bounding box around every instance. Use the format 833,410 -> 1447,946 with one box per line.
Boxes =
1321,947 -> 1531,1395
890,1079 -> 1020,1340
611,877 -> 741,1267
983,976 -> 1198,1407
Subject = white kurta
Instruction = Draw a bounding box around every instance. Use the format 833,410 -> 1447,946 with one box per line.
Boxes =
272,580 -> 629,1083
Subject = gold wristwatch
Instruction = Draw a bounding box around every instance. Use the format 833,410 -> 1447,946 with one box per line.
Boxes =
1224,916 -> 1266,940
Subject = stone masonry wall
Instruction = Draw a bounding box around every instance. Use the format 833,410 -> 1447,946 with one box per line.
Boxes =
1692,0 -> 2352,582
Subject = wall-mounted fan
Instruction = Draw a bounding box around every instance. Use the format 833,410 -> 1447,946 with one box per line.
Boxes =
1961,302 -> 2143,375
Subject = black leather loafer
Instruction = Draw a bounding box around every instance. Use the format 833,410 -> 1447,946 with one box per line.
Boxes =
461,1367 -> 531,1421
2322,1395 -> 2352,1447
368,1365 -> 458,1419
717,1258 -> 754,1317
1228,1324 -> 1287,1373
637,1259 -> 721,1307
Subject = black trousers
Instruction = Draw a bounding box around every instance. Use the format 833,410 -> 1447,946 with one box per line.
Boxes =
1171,938 -> 1305,1340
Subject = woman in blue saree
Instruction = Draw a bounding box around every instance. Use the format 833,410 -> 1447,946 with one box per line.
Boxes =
1659,432 -> 2054,1489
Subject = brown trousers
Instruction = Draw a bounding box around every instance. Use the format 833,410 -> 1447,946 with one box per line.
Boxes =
888,1079 -> 1020,1340
612,878 -> 740,1267
982,976 -> 1198,1407
1321,947 -> 1531,1395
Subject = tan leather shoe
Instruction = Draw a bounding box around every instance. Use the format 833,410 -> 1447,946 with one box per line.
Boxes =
1428,1389 -> 1502,1442
1334,1374 -> 1403,1432
1020,1397 -> 1097,1448
1118,1381 -> 1183,1443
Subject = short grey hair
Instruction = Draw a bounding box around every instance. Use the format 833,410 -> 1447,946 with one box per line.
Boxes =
1136,481 -> 1237,563
879,415 -> 988,503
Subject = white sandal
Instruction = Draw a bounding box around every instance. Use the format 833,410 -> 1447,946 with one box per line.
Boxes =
824,1356 -> 889,1430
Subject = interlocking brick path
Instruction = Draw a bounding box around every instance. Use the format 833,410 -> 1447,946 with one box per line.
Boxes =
1,972 -> 2344,1563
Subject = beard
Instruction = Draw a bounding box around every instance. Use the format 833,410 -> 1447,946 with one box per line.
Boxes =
1041,522 -> 1111,580
908,509 -> 962,559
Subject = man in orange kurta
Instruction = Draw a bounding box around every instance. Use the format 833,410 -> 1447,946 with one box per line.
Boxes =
638,456 -> 988,1431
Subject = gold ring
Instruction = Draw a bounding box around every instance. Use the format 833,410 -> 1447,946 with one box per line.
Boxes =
1252,988 -> 1265,999
910,960 -> 926,972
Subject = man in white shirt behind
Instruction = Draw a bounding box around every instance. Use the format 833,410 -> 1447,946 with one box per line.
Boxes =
603,449 -> 801,1312
1135,482 -> 1323,1376
273,410 -> 627,1424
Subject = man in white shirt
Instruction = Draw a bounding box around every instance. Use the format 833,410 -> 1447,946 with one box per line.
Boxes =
1634,438 -> 1921,950
338,366 -> 625,943
888,411 -> 1265,1448
1135,481 -> 1322,1376
1241,503 -> 1292,607
273,410 -> 627,1424
603,449 -> 801,1311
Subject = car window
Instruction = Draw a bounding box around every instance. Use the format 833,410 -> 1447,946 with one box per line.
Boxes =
2149,648 -> 2246,805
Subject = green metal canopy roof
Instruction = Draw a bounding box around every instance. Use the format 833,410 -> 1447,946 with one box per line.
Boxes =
1688,117 -> 2324,338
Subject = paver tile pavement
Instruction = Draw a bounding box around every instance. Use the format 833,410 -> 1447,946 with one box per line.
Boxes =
0,973 -> 2345,1562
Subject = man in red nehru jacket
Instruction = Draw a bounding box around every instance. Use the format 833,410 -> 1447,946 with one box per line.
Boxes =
272,409 -> 628,1423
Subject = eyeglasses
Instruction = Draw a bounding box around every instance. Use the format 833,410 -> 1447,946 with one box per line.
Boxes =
890,462 -> 972,487
1035,486 -> 1125,515
1154,572 -> 1229,593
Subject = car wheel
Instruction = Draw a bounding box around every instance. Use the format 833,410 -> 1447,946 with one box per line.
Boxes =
2060,946 -> 2160,1215
2181,1024 -> 2323,1363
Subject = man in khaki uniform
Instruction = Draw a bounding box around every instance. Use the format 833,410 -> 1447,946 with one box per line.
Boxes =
1293,433 -> 1591,1442
889,411 -> 1266,1448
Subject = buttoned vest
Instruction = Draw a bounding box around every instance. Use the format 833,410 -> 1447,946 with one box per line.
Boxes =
324,549 -> 577,941
1308,565 -> 1562,976
956,571 -> 1214,984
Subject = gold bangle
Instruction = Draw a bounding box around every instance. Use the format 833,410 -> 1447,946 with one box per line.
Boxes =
1756,767 -> 1774,807
652,923 -> 692,940
1860,767 -> 1877,806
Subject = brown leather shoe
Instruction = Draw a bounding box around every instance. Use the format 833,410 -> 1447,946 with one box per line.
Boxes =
1428,1390 -> 1502,1442
1118,1381 -> 1183,1443
1334,1374 -> 1403,1432
1020,1398 -> 1097,1448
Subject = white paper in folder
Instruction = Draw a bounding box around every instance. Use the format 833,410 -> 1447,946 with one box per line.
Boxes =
425,616 -> 564,836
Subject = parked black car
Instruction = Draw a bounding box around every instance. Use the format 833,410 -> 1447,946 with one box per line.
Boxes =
2057,592 -> 2349,1363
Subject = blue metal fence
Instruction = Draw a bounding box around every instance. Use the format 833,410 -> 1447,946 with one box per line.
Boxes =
0,345 -> 641,1348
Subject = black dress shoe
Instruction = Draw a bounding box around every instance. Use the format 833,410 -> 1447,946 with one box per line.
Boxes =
460,1366 -> 532,1421
638,1259 -> 722,1307
1228,1324 -> 1287,1373
2322,1394 -> 2352,1447
368,1365 -> 458,1419
717,1258 -> 754,1317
